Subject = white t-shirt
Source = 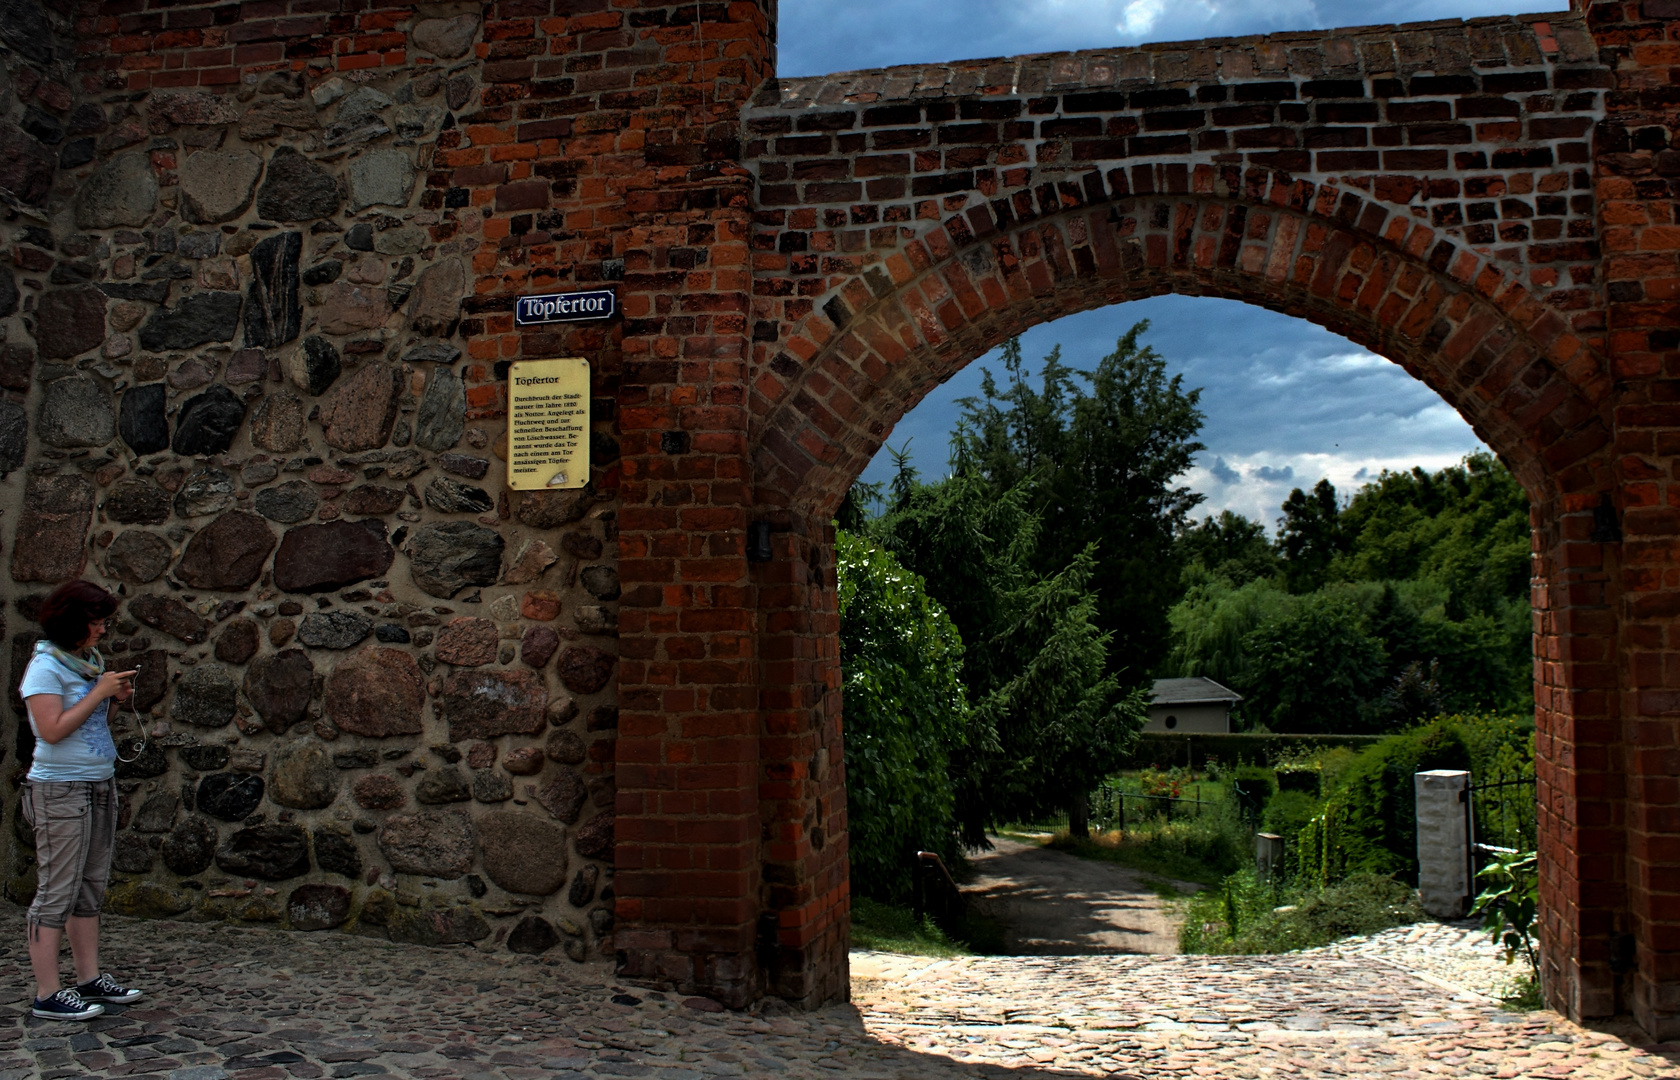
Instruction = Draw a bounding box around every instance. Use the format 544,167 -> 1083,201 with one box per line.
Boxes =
21,645 -> 116,782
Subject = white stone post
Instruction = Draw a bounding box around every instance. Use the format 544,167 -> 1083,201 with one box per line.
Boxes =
1255,832 -> 1284,882
1415,769 -> 1472,919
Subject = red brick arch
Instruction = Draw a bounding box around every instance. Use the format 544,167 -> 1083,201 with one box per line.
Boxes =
743,173 -> 1625,1015
749,180 -> 1614,517
729,2 -> 1675,1036
36,0 -> 1680,1039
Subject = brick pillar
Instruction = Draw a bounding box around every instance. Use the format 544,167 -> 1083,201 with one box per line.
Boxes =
1580,0 -> 1680,1037
599,0 -> 776,1008
756,511 -> 850,1007
1533,490 -> 1624,1022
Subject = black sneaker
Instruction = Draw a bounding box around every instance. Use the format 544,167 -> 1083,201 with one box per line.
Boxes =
76,972 -> 143,1005
31,988 -> 104,1021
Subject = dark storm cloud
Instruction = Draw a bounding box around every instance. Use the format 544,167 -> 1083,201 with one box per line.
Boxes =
1209,458 -> 1242,485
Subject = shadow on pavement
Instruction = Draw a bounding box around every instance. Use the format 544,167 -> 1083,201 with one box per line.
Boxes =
961,836 -> 1183,954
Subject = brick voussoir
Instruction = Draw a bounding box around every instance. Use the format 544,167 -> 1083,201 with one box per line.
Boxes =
60,0 -> 1680,1029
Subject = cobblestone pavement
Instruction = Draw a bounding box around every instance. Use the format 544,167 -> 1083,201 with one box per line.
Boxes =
2,905 -> 1677,1079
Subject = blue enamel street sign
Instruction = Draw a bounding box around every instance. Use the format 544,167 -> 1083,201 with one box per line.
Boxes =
514,288 -> 617,326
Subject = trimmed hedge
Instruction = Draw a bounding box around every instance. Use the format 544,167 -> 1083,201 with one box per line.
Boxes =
1296,715 -> 1533,886
1126,732 -> 1385,770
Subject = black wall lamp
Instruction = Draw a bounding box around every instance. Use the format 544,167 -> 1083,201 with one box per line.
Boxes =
1591,493 -> 1622,544
747,521 -> 773,562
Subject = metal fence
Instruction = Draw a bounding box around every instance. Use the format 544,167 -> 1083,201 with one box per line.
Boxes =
1089,782 -> 1203,831
1465,773 -> 1538,880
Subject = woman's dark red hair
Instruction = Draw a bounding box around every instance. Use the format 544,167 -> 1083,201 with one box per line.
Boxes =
38,580 -> 117,651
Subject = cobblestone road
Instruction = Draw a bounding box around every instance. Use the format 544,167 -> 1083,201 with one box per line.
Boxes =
2,905 -> 1676,1079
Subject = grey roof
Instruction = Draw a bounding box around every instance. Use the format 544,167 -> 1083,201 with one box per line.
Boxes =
1150,677 -> 1242,705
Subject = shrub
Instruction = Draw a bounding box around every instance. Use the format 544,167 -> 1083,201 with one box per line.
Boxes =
837,531 -> 969,902
1327,723 -> 1471,880
1282,714 -> 1532,886
1180,870 -> 1423,954
1230,765 -> 1275,823
1050,797 -> 1248,887
1259,789 -> 1321,875
1275,766 -> 1321,794
1454,712 -> 1536,783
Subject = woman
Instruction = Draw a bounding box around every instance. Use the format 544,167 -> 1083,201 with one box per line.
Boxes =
20,580 -> 145,1021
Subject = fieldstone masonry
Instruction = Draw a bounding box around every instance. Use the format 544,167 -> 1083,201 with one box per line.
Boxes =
0,0 -> 1676,1040
0,0 -> 625,974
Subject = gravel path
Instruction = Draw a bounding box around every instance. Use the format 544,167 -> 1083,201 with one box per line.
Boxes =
2,903 -> 1677,1079
961,836 -> 1189,955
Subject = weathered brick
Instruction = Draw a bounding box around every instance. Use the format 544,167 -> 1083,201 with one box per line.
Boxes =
60,0 -> 1680,1030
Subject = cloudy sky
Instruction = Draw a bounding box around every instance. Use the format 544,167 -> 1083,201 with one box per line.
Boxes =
779,0 -> 1569,528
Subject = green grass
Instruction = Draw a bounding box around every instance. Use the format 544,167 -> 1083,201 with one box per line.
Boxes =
1137,875 -> 1195,899
1498,973 -> 1545,1011
1178,870 -> 1423,954
1047,820 -> 1245,888
849,896 -> 1008,956
993,826 -> 1055,842
850,897 -> 965,956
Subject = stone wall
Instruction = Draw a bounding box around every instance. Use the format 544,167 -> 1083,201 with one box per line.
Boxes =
0,1 -> 623,963
7,0 -> 1680,1032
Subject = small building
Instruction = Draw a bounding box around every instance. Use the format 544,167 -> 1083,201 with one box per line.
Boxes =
1146,677 -> 1241,733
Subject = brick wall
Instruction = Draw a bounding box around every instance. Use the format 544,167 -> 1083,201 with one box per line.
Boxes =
0,0 -> 774,1004
739,3 -> 1673,1036
1,0 -> 1677,1031
1580,0 -> 1680,1037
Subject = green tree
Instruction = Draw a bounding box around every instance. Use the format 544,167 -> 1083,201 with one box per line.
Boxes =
836,531 -> 968,901
1332,452 -> 1529,620
866,458 -> 1147,845
1277,478 -> 1346,593
1180,510 -> 1280,586
1239,590 -> 1388,733
953,323 -> 1207,678
1166,574 -> 1292,691
1168,454 -> 1534,728
965,546 -> 1150,840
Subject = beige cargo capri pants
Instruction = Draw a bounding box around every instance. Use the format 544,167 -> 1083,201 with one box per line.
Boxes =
21,778 -> 118,936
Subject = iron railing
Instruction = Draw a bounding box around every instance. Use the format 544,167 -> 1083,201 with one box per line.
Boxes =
1465,773 -> 1538,882
910,850 -> 961,927
1089,782 -> 1203,831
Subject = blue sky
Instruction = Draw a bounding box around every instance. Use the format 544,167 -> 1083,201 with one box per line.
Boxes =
777,0 -> 1569,528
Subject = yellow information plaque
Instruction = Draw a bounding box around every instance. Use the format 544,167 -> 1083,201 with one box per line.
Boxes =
507,358 -> 590,490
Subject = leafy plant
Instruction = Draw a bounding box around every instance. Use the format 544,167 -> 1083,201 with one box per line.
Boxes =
867,456 -> 1146,844
1471,850 -> 1541,986
836,531 -> 969,902
1050,790 -> 1247,887
1180,870 -> 1423,955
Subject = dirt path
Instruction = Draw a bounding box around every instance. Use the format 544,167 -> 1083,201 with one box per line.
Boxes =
960,834 -> 1193,954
